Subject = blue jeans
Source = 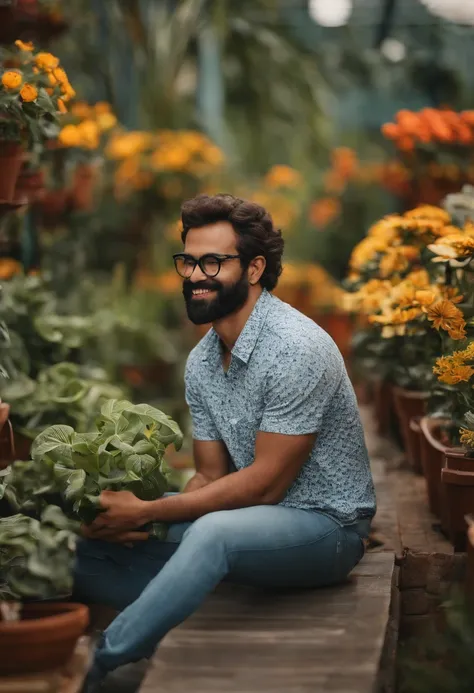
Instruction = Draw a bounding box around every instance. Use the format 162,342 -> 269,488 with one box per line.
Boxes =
73,501 -> 369,681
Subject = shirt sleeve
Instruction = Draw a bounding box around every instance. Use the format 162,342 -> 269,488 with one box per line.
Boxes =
259,343 -> 343,436
184,357 -> 222,441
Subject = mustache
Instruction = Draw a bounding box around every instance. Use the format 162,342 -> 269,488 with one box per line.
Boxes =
182,279 -> 221,298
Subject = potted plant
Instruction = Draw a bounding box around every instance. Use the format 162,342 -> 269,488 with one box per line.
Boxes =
0,40 -> 74,201
0,504 -> 88,676
2,398 -> 183,536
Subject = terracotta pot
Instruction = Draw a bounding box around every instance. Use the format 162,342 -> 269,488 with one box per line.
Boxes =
0,429 -> 32,470
419,417 -> 458,517
372,379 -> 394,437
14,166 -> 45,204
392,386 -> 428,473
441,467 -> 474,551
0,602 -> 89,675
0,141 -> 24,203
71,163 -> 96,211
445,448 -> 474,472
38,188 -> 70,226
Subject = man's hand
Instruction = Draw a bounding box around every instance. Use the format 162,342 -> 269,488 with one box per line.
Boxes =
81,524 -> 150,544
91,490 -> 150,531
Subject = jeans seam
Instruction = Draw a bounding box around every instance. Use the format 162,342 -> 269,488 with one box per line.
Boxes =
224,526 -> 339,557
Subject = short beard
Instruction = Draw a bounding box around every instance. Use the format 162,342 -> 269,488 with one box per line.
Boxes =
183,272 -> 250,325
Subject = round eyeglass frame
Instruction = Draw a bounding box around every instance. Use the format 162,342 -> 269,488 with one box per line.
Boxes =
173,253 -> 241,279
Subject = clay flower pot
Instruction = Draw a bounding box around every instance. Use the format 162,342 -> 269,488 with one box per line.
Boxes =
372,379 -> 394,437
0,602 -> 89,675
441,465 -> 474,551
13,166 -> 45,204
419,417 -> 460,518
0,141 -> 24,203
71,163 -> 96,211
392,386 -> 428,473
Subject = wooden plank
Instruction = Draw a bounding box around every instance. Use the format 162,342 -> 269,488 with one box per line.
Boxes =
139,552 -> 394,693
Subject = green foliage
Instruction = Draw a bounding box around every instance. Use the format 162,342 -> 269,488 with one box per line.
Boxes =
2,399 -> 183,537
0,506 -> 77,601
399,594 -> 474,693
0,362 -> 126,437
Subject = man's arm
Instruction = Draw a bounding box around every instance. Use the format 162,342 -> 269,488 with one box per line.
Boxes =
92,430 -> 316,531
182,439 -> 231,493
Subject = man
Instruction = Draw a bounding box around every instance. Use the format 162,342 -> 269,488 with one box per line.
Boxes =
77,193 -> 376,689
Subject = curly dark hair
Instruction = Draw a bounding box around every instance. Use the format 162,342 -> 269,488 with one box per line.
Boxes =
180,193 -> 284,291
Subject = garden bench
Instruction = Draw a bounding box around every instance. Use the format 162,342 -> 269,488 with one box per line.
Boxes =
138,551 -> 395,693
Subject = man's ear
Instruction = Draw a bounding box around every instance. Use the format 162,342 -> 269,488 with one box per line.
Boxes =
248,256 -> 266,285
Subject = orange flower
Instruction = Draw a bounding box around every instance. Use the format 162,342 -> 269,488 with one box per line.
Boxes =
381,123 -> 401,140
57,98 -> 67,114
34,52 -> 59,72
331,147 -> 358,178
15,40 -> 34,51
1,70 -> 22,90
424,300 -> 466,337
20,83 -> 38,102
309,197 -> 341,228
396,110 -> 421,136
397,136 -> 415,152
0,258 -> 22,279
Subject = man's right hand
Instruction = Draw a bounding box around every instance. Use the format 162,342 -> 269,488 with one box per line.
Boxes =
81,523 -> 150,545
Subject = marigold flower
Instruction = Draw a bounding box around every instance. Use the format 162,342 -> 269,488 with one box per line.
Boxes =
15,40 -> 34,51
35,52 -> 60,71
96,112 -> 117,132
0,258 -> 22,279
1,70 -> 22,90
19,83 -> 38,102
94,101 -> 112,115
52,67 -> 68,85
58,124 -> 81,148
436,365 -> 474,385
57,98 -> 67,114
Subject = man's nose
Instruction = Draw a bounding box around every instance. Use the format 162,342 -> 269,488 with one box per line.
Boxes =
190,264 -> 207,282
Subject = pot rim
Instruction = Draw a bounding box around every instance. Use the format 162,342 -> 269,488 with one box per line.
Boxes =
392,386 -> 429,400
0,602 -> 89,634
420,416 -> 457,453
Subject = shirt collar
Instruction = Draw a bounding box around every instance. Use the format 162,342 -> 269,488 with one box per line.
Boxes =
201,290 -> 273,367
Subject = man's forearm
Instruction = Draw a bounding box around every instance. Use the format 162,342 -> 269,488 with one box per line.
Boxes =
144,466 -> 272,524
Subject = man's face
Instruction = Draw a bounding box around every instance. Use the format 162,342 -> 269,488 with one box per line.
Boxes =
181,221 -> 250,325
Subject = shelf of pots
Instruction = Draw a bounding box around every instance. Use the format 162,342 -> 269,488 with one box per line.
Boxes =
342,200 -> 471,476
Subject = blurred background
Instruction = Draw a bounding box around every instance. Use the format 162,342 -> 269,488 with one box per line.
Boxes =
1,0 -> 474,475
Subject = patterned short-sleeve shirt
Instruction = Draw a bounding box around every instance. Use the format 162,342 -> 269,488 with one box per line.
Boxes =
185,289 -> 376,525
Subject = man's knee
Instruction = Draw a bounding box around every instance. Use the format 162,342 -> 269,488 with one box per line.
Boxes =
183,511 -> 233,545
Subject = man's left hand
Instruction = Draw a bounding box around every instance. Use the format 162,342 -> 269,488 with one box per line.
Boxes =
91,490 -> 150,531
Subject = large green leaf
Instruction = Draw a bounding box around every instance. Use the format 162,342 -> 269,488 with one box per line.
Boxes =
31,425 -> 75,461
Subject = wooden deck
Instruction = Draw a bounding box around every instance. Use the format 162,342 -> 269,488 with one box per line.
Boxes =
139,552 -> 394,693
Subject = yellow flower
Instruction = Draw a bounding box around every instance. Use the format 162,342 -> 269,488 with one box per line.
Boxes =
433,355 -> 474,384
428,234 -> 474,262
35,52 -> 60,72
460,428 -> 474,449
19,83 -> 38,102
58,124 -> 81,148
52,67 -> 68,85
414,290 -> 436,306
60,83 -> 76,102
404,205 -> 451,223
96,112 -> 117,132
57,98 -> 67,114
264,165 -> 302,189
94,101 -> 112,115
424,300 -> 466,338
77,119 -> 100,149
15,40 -> 34,51
106,131 -> 154,159
1,70 -> 22,90
71,102 -> 93,119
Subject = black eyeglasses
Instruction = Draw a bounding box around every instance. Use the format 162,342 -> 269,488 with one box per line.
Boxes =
173,253 -> 241,279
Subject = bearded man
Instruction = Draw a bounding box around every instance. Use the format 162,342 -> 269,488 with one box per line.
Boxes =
77,194 -> 376,690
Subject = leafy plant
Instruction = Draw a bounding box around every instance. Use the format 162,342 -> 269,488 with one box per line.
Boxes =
0,362 -> 126,437
0,505 -> 77,601
3,399 -> 183,537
